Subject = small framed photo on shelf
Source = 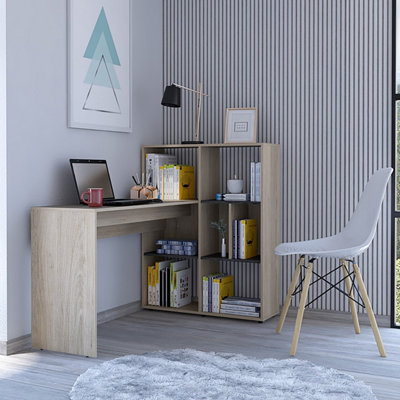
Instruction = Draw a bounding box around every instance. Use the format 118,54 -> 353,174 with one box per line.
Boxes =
224,108 -> 257,143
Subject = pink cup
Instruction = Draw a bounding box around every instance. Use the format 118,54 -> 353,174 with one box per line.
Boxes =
81,188 -> 103,207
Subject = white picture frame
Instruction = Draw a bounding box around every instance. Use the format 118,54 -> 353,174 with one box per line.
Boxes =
224,108 -> 258,143
68,0 -> 132,133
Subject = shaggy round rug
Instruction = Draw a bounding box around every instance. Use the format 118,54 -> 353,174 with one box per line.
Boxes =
69,349 -> 376,400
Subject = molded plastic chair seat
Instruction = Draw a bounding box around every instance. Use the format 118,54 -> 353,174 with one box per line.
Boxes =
274,167 -> 392,358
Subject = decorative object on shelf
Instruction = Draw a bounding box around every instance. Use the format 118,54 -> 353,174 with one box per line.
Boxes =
68,0 -> 132,132
210,219 -> 227,257
224,108 -> 257,143
227,175 -> 244,193
161,82 -> 209,144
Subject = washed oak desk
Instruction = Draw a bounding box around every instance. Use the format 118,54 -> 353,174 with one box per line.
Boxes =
31,200 -> 197,357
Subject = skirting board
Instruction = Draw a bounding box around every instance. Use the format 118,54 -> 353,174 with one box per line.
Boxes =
287,306 -> 391,328
0,301 -> 142,356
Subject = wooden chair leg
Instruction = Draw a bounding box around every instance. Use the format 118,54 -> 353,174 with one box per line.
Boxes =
276,256 -> 304,333
353,264 -> 386,357
290,261 -> 314,356
341,259 -> 360,334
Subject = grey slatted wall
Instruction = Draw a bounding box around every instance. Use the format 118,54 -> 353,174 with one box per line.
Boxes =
163,0 -> 392,316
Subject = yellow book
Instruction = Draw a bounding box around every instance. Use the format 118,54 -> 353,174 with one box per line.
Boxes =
151,266 -> 156,305
159,166 -> 164,200
147,266 -> 153,305
155,263 -> 160,306
212,275 -> 234,313
177,165 -> 195,200
239,219 -> 258,259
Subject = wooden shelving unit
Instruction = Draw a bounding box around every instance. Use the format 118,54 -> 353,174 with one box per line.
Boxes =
141,143 -> 280,322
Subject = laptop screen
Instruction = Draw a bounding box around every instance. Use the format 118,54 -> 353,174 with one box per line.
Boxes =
70,159 -> 115,200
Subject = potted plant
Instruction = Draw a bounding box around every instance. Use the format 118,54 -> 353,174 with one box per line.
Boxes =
210,219 -> 227,257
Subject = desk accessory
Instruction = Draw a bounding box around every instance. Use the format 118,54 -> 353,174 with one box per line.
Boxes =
225,108 -> 257,143
81,188 -> 103,207
161,82 -> 209,144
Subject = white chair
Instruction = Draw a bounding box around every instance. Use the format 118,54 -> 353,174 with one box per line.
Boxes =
275,168 -> 392,357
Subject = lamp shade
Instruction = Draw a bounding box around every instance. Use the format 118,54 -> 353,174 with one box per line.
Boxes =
161,85 -> 181,107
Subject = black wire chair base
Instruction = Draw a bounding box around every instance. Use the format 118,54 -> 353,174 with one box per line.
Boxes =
291,259 -> 366,309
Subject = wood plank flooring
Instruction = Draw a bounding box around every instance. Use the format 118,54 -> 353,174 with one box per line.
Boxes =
0,310 -> 399,399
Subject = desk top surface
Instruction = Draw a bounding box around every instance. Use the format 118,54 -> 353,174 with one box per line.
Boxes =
31,200 -> 198,213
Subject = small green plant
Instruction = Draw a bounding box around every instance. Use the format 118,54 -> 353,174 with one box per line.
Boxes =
210,219 -> 227,239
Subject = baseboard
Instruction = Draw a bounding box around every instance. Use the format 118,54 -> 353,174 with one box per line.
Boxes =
287,306 -> 391,328
97,300 -> 142,325
0,301 -> 142,356
0,334 -> 31,356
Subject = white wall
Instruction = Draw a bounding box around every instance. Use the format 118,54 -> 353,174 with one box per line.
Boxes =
5,0 -> 163,340
0,0 -> 7,343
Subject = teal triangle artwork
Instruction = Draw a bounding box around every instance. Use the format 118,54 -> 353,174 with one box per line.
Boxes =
84,34 -> 120,89
84,7 -> 120,66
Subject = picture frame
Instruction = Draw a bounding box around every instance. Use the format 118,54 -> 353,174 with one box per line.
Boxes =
224,108 -> 258,143
68,0 -> 132,133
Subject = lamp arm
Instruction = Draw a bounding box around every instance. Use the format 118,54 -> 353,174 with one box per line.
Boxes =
172,82 -> 209,97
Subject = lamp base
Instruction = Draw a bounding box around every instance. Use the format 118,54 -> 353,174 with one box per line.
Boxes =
181,140 -> 204,144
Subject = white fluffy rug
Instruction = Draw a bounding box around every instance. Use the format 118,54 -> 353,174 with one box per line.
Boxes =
70,349 -> 376,400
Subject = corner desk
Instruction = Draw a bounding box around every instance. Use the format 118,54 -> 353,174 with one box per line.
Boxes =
31,200 -> 197,358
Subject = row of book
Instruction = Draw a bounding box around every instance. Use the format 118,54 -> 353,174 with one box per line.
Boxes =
250,162 -> 262,202
147,260 -> 192,308
155,239 -> 198,256
232,219 -> 258,259
202,274 -> 234,313
145,153 -> 195,200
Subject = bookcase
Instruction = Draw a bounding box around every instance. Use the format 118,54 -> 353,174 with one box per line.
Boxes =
141,143 -> 280,322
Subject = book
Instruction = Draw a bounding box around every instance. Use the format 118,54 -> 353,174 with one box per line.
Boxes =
221,297 -> 261,307
250,161 -> 255,201
223,193 -> 250,201
151,266 -> 156,305
212,275 -> 234,313
175,165 -> 195,200
239,219 -> 258,259
155,263 -> 160,306
220,309 -> 260,317
156,260 -> 171,306
170,260 -> 191,308
147,266 -> 153,305
220,304 -> 260,313
145,153 -> 177,190
233,220 -> 238,259
255,162 -> 261,202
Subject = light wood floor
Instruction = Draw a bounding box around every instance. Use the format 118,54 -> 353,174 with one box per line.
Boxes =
0,310 -> 399,399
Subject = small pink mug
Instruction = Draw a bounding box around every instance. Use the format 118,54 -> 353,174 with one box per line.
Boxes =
81,188 -> 103,207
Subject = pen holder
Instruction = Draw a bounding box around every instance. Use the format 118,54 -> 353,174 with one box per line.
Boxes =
130,185 -> 158,200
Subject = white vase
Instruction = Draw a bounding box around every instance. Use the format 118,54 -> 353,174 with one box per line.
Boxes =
221,238 -> 226,257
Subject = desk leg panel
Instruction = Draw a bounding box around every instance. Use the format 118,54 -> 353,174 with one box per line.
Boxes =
31,208 -> 97,357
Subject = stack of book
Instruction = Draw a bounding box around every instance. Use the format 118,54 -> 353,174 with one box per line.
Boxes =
159,164 -> 195,200
147,260 -> 192,308
220,297 -> 261,317
145,153 -> 177,189
223,193 -> 250,202
202,274 -> 234,313
250,161 -> 262,202
232,218 -> 258,259
155,239 -> 197,256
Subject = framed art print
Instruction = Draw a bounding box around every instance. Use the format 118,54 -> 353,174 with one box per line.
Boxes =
224,108 -> 258,143
68,0 -> 131,132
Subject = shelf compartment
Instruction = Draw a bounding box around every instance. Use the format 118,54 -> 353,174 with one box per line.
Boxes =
143,251 -> 198,260
201,253 -> 260,264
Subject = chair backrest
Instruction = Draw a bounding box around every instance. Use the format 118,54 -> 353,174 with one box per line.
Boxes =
341,168 -> 392,251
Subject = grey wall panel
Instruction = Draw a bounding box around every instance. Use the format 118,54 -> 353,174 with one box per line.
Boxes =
163,0 -> 392,316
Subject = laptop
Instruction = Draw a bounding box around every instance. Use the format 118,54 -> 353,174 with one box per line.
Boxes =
70,159 -> 162,206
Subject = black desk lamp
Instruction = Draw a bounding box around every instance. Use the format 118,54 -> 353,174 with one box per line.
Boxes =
161,82 -> 209,144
